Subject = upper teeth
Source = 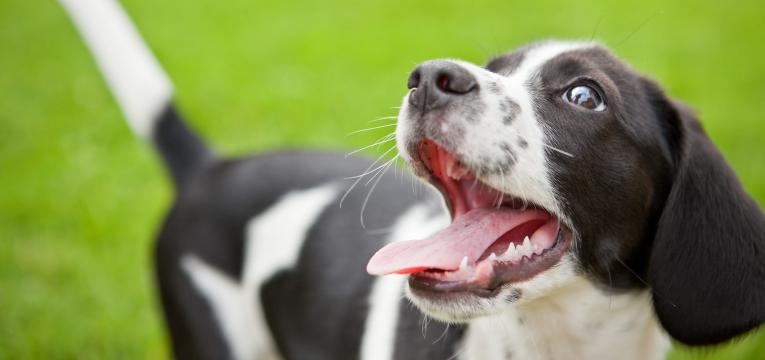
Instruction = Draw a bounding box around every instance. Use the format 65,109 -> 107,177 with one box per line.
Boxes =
449,236 -> 542,276
522,236 -> 532,253
458,256 -> 469,272
446,160 -> 469,180
499,236 -> 536,262
503,243 -> 518,260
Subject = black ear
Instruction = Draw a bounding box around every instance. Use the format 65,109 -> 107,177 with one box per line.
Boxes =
648,99 -> 765,345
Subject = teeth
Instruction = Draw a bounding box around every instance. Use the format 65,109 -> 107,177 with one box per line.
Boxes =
446,160 -> 469,180
477,236 -> 544,267
503,243 -> 517,260
459,256 -> 469,272
520,236 -> 533,257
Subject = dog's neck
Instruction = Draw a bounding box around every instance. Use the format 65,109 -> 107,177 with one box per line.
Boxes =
458,278 -> 670,360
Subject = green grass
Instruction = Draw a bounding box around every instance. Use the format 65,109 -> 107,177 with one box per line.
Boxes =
1,0 -> 764,358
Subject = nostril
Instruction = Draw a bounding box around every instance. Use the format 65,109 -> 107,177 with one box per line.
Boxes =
437,69 -> 477,95
407,69 -> 421,90
436,73 -> 451,93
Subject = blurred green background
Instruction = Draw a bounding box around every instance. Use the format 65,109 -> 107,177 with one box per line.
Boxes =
1,0 -> 764,358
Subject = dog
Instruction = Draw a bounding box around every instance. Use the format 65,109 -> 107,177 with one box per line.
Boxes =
61,0 -> 765,359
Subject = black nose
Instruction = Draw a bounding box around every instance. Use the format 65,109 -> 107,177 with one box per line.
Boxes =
407,60 -> 478,112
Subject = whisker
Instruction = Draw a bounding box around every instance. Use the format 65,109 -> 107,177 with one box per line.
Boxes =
520,134 -> 575,158
497,147 -> 529,210
541,143 -> 574,158
359,160 -> 395,228
606,266 -> 613,310
432,323 -> 450,344
505,127 -> 576,158
344,161 -> 393,180
615,11 -> 661,48
421,315 -> 430,339
364,227 -> 394,235
368,115 -> 398,123
347,123 -> 397,136
345,148 -> 397,181
395,157 -> 404,182
589,15 -> 605,42
410,168 -> 417,195
340,145 -> 397,207
614,255 -> 677,308
365,156 -> 397,185
495,166 -> 506,208
510,155 -> 529,210
345,133 -> 396,157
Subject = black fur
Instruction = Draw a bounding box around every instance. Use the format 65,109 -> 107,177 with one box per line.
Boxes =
153,105 -> 214,188
488,44 -> 765,346
648,101 -> 765,345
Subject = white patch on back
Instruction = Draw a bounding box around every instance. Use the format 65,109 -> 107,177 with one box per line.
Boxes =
181,255 -> 256,359
59,0 -> 172,139
242,184 -> 339,287
360,205 -> 449,360
183,184 -> 339,360
241,183 -> 339,359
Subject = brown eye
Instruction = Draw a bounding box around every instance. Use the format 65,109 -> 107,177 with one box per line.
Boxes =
564,85 -> 605,111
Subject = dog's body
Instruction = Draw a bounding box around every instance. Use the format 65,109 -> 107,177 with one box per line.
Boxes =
153,148 -> 668,360
62,1 -> 765,359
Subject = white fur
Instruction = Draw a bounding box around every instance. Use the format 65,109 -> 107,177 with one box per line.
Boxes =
183,184 -> 339,360
59,0 -> 172,139
242,183 -> 339,359
181,255 -> 257,360
360,205 -> 449,360
459,278 -> 670,360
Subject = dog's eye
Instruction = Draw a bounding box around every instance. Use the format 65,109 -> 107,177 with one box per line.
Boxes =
563,85 -> 605,111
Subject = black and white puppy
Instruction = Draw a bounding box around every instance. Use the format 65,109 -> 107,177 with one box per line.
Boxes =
62,0 -> 765,359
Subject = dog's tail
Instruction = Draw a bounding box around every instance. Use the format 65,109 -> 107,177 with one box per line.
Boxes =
60,0 -> 213,189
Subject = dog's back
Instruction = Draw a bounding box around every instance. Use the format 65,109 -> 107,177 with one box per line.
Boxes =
60,1 -> 464,358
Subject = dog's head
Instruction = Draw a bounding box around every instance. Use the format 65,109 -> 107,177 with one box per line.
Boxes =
367,41 -> 765,345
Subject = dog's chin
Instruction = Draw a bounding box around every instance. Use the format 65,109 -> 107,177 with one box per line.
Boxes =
404,283 -> 522,323
402,234 -> 575,323
404,253 -> 579,323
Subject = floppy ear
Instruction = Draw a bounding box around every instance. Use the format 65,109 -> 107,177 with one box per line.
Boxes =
647,98 -> 765,345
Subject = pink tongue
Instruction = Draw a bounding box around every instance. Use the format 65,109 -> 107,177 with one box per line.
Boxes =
367,208 -> 545,275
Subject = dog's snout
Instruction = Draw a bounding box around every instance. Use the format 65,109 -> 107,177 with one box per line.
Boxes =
407,61 -> 477,111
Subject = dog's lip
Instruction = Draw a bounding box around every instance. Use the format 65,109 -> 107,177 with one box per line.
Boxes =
415,139 -> 542,217
407,226 -> 572,298
400,139 -> 571,296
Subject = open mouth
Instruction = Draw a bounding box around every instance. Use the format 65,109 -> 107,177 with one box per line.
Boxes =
367,139 -> 571,297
